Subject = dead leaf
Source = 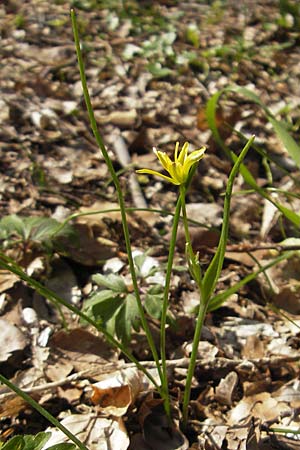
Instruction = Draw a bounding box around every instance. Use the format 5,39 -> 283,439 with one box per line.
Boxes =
0,318 -> 27,362
42,413 -> 129,450
215,371 -> 239,406
91,367 -> 145,416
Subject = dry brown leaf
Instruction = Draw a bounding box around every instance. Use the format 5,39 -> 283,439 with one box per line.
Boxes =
0,318 -> 27,362
215,371 -> 239,406
91,367 -> 145,416
42,413 -> 129,450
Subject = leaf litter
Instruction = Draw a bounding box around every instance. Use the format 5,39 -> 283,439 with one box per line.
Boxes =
0,0 -> 300,448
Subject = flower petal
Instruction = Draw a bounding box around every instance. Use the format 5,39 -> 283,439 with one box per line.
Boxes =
177,142 -> 189,165
154,149 -> 172,172
136,169 -> 177,184
184,147 -> 206,172
174,142 -> 180,162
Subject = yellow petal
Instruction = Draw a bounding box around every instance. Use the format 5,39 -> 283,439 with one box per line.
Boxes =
168,163 -> 185,184
174,142 -> 180,161
136,169 -> 177,184
184,147 -> 206,172
177,142 -> 189,165
153,149 -> 172,172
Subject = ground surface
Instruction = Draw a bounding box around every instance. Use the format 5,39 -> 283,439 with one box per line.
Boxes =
0,0 -> 300,449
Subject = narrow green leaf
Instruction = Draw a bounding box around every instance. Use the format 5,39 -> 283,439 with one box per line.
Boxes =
268,117 -> 300,167
234,86 -> 300,166
202,136 -> 255,303
206,88 -> 300,227
207,250 -> 295,311
47,444 -> 77,450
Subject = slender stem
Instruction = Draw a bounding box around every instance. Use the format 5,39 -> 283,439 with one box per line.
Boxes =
70,10 -> 163,386
180,184 -> 207,428
181,137 -> 255,428
180,185 -> 193,252
0,373 -> 88,450
269,427 -> 300,435
160,195 -> 182,419
0,254 -> 160,391
51,206 -> 211,240
182,299 -> 208,429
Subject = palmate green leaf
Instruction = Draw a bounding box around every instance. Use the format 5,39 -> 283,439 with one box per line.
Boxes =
1,432 -> 52,450
0,215 -> 76,245
25,217 -> 73,243
85,292 -> 123,323
92,273 -> 127,292
144,285 -> 164,320
0,215 -> 28,240
115,293 -> 140,345
83,288 -> 140,345
1,436 -> 25,450
23,432 -> 52,450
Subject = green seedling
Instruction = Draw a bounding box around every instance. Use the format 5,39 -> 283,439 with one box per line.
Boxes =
0,215 -> 76,255
0,432 -> 76,450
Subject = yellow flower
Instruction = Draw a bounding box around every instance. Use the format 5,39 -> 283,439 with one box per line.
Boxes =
137,142 -> 206,185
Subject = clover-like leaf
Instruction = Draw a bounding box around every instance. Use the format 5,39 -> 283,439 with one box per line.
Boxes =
144,285 -> 164,320
92,273 -> 127,293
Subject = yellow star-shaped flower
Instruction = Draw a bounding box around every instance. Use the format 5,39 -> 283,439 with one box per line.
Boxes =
137,142 -> 206,185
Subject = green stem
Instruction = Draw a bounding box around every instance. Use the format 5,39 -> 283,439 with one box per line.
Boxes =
70,10 -> 163,387
269,427 -> 300,435
51,206 -> 212,240
160,195 -> 182,419
182,137 -> 255,429
0,373 -> 88,450
180,186 -> 192,252
182,299 -> 208,429
0,253 -> 160,391
180,184 -> 206,428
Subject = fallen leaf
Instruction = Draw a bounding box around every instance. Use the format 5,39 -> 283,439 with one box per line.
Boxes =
0,318 -> 27,362
42,413 -> 129,450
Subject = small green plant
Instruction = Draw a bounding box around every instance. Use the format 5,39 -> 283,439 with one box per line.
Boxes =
0,214 -> 76,255
82,252 -> 166,345
279,0 -> 300,28
0,432 -> 76,450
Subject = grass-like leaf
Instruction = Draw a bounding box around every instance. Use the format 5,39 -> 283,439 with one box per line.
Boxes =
207,250 -> 295,311
206,87 -> 300,228
202,136 -> 255,303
